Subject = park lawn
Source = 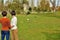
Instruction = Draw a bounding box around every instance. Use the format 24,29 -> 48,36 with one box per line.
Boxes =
0,12 -> 60,40
17,13 -> 60,40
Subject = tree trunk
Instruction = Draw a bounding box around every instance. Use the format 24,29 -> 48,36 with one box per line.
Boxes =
50,0 -> 56,12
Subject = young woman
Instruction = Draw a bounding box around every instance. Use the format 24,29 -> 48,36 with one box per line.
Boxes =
10,10 -> 18,40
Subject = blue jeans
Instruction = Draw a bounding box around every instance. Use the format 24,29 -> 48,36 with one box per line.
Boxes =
1,31 -> 10,40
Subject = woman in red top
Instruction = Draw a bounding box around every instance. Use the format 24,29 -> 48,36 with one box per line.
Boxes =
0,11 -> 11,40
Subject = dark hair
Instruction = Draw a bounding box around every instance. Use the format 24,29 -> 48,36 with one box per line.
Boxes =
2,11 -> 7,17
11,10 -> 16,16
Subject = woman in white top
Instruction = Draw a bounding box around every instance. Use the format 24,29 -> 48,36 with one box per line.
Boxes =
10,10 -> 18,40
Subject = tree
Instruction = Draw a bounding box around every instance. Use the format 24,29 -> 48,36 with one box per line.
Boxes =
40,0 -> 50,11
7,1 -> 21,14
0,4 -> 4,11
50,0 -> 56,12
45,1 -> 50,11
40,0 -> 45,11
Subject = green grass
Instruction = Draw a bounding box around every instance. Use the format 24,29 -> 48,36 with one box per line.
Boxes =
0,12 -> 60,40
17,13 -> 60,40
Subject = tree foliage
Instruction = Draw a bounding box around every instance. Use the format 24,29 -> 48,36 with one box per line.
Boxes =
0,4 -> 4,11
40,0 -> 50,11
7,2 -> 22,14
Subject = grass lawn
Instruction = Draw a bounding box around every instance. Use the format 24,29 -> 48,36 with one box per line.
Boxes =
0,12 -> 60,40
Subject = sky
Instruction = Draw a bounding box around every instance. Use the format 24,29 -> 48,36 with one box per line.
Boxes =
56,0 -> 60,6
4,0 -> 60,6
